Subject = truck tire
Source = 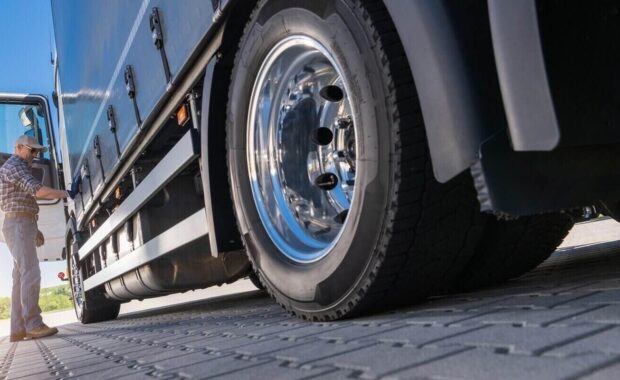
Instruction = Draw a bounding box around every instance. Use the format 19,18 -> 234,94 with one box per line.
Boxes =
453,213 -> 574,291
67,236 -> 120,324
248,271 -> 265,290
226,0 -> 485,320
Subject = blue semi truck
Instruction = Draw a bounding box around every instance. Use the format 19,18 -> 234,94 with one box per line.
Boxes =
1,0 -> 619,322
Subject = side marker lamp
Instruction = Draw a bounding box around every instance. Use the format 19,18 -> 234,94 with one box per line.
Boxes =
176,103 -> 189,126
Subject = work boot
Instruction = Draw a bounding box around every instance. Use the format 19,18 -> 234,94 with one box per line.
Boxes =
26,324 -> 58,339
9,331 -> 26,342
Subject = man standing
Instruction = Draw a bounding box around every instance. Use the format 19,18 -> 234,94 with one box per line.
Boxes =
0,135 -> 78,342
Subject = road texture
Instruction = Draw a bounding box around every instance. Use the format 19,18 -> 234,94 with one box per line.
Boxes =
1,218 -> 620,379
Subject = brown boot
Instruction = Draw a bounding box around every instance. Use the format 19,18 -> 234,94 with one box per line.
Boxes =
9,331 -> 26,342
26,324 -> 58,339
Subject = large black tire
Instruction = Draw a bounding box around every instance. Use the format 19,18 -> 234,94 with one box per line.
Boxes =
226,0 -> 485,320
452,213 -> 574,291
67,236 -> 120,324
248,271 -> 265,290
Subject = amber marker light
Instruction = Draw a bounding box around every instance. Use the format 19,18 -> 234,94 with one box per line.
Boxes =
176,103 -> 189,126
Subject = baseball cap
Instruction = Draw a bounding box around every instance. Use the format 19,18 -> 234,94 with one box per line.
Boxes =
15,135 -> 48,152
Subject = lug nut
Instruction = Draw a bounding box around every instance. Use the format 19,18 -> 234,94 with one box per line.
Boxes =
314,173 -> 339,190
319,85 -> 344,102
310,127 -> 334,146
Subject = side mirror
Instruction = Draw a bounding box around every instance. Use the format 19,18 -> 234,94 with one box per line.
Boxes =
19,106 -> 35,127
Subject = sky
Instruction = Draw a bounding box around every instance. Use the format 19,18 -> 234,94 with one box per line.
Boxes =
0,0 -> 66,296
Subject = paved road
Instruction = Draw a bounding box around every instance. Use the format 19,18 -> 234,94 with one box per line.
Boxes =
2,219 -> 620,379
0,280 -> 259,338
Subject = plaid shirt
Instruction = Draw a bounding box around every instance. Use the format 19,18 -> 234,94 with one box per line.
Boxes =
0,155 -> 43,214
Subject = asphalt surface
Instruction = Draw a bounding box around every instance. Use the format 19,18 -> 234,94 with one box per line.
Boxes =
2,219 -> 620,379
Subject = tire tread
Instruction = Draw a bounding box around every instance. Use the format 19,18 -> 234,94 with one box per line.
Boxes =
453,213 -> 574,290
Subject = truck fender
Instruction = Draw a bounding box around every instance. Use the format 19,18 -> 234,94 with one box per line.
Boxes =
383,0 -> 505,183
198,0 -> 257,256
199,59 -> 243,256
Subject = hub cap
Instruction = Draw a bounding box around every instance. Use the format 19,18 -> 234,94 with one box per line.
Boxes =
247,36 -> 357,263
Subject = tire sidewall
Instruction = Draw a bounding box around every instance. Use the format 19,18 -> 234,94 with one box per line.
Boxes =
228,0 -> 393,313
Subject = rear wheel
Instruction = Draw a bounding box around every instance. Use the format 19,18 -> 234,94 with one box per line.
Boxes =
67,235 -> 120,324
227,0 -> 485,320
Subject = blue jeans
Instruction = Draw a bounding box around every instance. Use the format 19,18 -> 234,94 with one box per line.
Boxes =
2,217 -> 43,334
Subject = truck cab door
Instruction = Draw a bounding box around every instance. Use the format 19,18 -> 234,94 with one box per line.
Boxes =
0,93 -> 66,262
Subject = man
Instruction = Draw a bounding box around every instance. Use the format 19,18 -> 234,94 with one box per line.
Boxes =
0,135 -> 79,342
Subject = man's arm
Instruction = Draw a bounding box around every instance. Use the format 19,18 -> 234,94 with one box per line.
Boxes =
35,186 -> 68,200
9,161 -> 68,200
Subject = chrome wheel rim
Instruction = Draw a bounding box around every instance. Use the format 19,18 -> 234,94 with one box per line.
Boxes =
247,36 -> 357,263
69,250 -> 84,314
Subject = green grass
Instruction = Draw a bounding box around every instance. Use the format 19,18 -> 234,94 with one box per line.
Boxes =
0,284 -> 73,320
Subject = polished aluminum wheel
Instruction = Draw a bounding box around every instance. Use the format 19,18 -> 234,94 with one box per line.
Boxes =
247,36 -> 358,263
69,249 -> 85,314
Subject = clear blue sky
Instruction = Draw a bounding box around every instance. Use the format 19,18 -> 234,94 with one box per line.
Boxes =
0,0 -> 66,296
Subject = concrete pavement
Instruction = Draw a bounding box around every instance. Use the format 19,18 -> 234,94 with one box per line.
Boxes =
1,218 -> 620,379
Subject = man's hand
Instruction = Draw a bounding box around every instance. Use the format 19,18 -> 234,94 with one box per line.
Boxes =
66,174 -> 82,199
35,230 -> 45,247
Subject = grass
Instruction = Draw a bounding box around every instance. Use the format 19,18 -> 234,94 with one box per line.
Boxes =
0,284 -> 73,319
